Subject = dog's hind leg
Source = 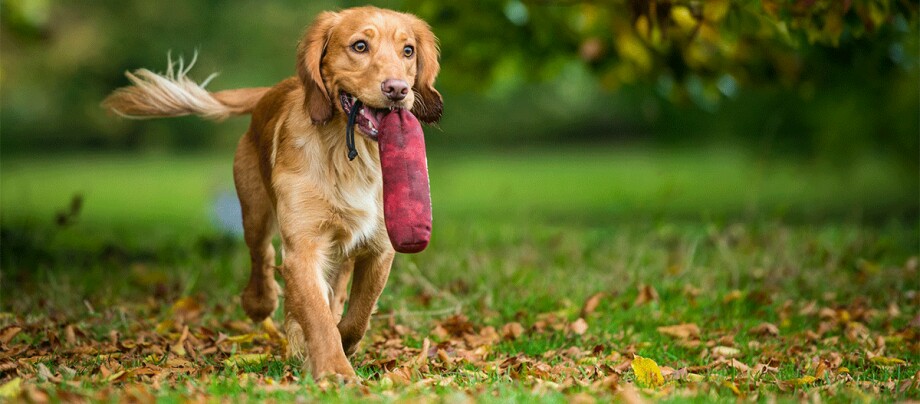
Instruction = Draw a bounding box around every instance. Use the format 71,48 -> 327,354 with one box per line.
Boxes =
234,135 -> 281,323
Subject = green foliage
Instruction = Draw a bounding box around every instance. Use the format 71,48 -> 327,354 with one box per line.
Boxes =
1,1 -> 917,165
410,0 -> 917,94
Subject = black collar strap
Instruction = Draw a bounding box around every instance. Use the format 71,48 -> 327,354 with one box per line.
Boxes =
345,99 -> 362,161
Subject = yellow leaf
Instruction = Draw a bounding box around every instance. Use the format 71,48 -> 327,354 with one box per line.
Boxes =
723,290 -> 743,303
631,355 -> 664,388
224,333 -> 268,344
615,35 -> 652,72
788,375 -> 817,386
870,356 -> 907,367
155,319 -> 174,334
262,318 -> 282,340
671,6 -> 698,32
686,373 -> 705,382
0,378 -> 22,398
105,370 -> 127,383
634,16 -> 650,40
223,353 -> 269,368
703,0 -> 730,22
723,380 -> 742,396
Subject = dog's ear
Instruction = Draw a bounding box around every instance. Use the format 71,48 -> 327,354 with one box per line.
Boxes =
410,17 -> 443,124
297,11 -> 339,124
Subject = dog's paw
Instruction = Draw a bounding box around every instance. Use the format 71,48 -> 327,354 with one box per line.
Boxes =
310,357 -> 357,380
339,323 -> 368,357
241,279 -> 281,322
285,316 -> 308,361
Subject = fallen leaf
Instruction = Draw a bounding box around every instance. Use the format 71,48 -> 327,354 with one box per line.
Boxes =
617,383 -> 646,404
752,363 -> 778,375
64,325 -> 77,345
262,318 -> 283,340
410,338 -> 431,371
723,380 -> 742,396
223,333 -> 268,344
631,355 -> 664,388
869,356 -> 907,367
711,346 -> 741,359
0,326 -> 22,344
0,378 -> 22,398
569,318 -> 589,335
105,370 -> 128,383
722,290 -> 743,303
171,296 -> 202,319
785,375 -> 817,387
501,322 -> 525,340
657,323 -> 700,340
634,285 -> 659,306
223,354 -> 269,368
685,373 -> 705,382
748,322 -> 779,337
581,292 -> 605,316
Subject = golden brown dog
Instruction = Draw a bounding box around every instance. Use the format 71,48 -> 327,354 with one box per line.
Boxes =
103,6 -> 442,378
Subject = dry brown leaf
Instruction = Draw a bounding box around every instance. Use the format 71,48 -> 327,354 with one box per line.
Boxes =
410,338 -> 431,371
634,285 -> 659,306
0,361 -> 17,374
617,382 -> 647,404
748,322 -> 779,337
430,325 -> 449,340
569,318 -> 589,335
752,363 -> 778,376
725,359 -> 750,373
64,325 -> 77,345
0,326 -> 22,344
501,322 -> 525,340
581,292 -> 605,317
657,323 -> 700,340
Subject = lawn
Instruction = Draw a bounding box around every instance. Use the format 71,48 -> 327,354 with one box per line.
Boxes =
1,147 -> 917,402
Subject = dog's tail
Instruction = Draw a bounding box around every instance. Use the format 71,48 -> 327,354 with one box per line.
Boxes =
102,54 -> 271,121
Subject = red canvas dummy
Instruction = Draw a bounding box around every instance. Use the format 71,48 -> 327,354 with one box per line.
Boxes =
376,109 -> 432,253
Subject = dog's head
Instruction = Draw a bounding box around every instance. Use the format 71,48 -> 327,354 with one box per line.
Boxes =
296,7 -> 442,138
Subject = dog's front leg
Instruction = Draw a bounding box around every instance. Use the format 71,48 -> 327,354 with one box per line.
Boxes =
281,240 -> 355,378
338,249 -> 395,356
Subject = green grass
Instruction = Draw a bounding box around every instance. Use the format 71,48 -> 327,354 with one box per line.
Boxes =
1,147 -> 917,402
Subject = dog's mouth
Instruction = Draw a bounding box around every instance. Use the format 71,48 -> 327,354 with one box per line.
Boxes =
339,91 -> 394,141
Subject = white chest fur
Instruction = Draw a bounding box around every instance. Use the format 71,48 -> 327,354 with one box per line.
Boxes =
332,179 -> 381,256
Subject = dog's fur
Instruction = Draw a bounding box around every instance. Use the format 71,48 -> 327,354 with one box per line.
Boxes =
103,7 -> 442,378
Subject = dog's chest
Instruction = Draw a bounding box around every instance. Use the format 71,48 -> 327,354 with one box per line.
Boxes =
329,180 -> 381,255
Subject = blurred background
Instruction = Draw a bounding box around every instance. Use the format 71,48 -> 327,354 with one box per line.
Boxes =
1,1 -> 918,309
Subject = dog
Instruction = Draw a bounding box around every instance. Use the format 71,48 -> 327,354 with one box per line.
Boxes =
103,6 -> 442,378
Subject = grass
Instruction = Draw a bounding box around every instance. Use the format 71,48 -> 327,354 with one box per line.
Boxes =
1,146 -> 918,402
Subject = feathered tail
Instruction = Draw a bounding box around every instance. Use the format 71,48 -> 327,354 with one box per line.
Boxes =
102,54 -> 270,121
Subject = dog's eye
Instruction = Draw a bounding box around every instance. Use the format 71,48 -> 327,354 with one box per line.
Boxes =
351,40 -> 368,53
403,45 -> 414,58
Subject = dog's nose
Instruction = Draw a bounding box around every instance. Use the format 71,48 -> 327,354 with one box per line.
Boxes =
381,79 -> 409,101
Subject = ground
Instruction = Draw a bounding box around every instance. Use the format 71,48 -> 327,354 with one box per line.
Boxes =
1,147 -> 917,402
